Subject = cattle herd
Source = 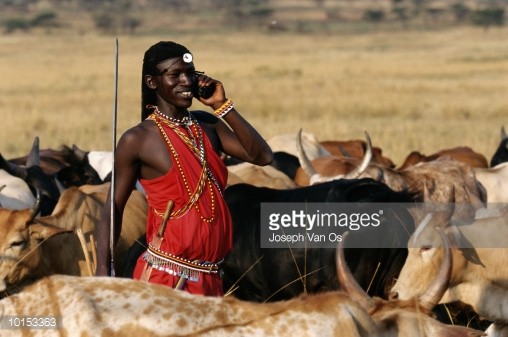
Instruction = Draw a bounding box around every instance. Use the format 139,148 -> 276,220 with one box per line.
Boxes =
0,125 -> 507,336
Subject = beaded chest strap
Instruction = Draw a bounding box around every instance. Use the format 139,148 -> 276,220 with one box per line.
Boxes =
148,109 -> 223,223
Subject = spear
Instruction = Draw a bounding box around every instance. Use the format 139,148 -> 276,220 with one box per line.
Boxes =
109,38 -> 119,277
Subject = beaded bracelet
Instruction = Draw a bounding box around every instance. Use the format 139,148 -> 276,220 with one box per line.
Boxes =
214,99 -> 234,118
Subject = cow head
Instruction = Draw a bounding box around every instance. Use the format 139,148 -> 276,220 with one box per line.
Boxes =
387,202 -> 468,304
338,231 -> 484,336
0,202 -> 71,292
296,129 -> 373,185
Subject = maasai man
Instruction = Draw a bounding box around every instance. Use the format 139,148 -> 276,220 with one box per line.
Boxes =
95,41 -> 273,296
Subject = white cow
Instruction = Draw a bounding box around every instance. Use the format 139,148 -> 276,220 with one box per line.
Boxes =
86,150 -> 113,181
227,162 -> 296,189
0,241 -> 484,337
267,130 -> 331,161
75,148 -> 145,193
474,162 -> 508,204
0,169 -> 35,210
389,204 -> 508,337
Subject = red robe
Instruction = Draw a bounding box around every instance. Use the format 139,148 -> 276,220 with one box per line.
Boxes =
132,114 -> 232,296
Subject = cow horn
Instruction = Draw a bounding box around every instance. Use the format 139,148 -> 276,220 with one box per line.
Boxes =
0,184 -> 5,207
418,227 -> 452,311
343,131 -> 372,179
72,144 -> 88,162
0,153 -> 27,179
296,128 -> 318,178
336,232 -> 377,311
29,187 -> 42,220
26,136 -> 41,168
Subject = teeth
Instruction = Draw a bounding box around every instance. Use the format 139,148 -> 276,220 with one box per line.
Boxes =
182,92 -> 192,98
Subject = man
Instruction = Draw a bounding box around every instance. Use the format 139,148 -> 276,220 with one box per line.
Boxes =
95,41 -> 273,296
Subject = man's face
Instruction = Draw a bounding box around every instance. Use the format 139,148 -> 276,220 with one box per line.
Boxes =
152,57 -> 197,108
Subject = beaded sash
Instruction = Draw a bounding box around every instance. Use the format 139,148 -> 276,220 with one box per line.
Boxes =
143,243 -> 222,282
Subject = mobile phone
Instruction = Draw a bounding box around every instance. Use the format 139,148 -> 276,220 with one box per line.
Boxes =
192,83 -> 215,99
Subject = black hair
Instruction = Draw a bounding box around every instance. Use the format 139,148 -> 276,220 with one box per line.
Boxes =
141,41 -> 191,121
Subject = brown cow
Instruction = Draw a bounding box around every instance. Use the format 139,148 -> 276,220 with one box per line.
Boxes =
0,238 -> 484,337
0,183 -> 146,293
320,139 -> 395,168
398,147 -> 488,170
297,130 -> 486,220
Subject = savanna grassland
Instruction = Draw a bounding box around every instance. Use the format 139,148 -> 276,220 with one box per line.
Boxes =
1,25 -> 507,166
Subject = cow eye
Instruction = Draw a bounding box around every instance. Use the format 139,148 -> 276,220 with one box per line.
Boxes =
10,240 -> 26,249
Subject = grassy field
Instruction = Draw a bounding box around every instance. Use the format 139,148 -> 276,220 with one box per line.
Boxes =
1,26 -> 507,166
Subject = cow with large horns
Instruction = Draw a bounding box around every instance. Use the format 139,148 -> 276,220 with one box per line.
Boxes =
0,233 -> 484,337
389,199 -> 508,337
296,129 -> 486,221
222,177 -> 418,302
0,138 -> 61,215
7,139 -> 103,188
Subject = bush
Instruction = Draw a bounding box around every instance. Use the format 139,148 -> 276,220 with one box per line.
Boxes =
3,17 -> 31,33
121,16 -> 142,34
31,10 -> 58,28
470,8 -> 504,28
93,12 -> 116,33
363,9 -> 385,22
450,3 -> 470,23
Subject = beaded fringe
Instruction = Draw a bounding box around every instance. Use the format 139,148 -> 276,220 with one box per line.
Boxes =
143,245 -> 221,283
143,252 -> 200,282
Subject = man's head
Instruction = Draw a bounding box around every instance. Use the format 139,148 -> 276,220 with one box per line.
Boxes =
141,41 -> 195,120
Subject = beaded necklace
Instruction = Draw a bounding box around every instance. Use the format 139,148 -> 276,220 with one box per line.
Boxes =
149,105 -> 192,126
148,108 -> 221,223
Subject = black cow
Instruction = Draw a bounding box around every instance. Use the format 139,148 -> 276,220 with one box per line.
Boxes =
0,139 -> 60,215
224,151 -> 301,182
491,126 -> 508,167
222,178 -> 419,302
9,139 -> 102,188
270,151 -> 300,180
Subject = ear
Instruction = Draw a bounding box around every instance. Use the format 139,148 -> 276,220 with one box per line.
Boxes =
29,222 -> 72,242
445,226 -> 461,247
145,74 -> 157,90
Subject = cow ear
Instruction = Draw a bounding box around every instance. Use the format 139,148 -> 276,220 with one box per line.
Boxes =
29,222 -> 71,242
444,226 -> 461,247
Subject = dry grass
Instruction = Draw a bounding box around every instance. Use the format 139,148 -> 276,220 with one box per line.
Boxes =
1,26 -> 507,166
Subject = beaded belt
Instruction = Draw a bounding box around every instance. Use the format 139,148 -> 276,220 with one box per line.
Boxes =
143,243 -> 222,282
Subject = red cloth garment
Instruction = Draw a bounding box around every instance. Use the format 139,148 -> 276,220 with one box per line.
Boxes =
132,114 -> 232,296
